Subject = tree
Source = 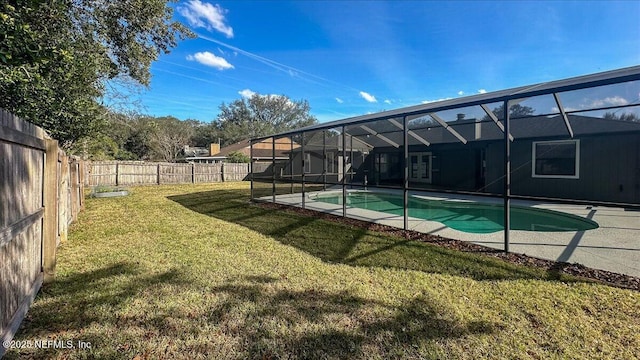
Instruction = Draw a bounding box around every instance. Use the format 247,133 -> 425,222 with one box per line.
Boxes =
483,104 -> 535,121
408,116 -> 437,130
0,0 -> 192,149
215,94 -> 317,146
603,111 -> 640,122
124,117 -> 157,160
148,116 -> 195,162
82,134 -> 137,160
191,122 -> 220,147
78,110 -> 138,160
1,1 -> 103,148
225,151 -> 250,163
73,111 -> 204,161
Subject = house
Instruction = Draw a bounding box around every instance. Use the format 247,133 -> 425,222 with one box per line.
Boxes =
182,143 -> 224,163
218,138 -> 296,161
283,132 -> 373,184
182,145 -> 210,157
184,138 -> 298,164
353,114 -> 640,204
259,113 -> 640,204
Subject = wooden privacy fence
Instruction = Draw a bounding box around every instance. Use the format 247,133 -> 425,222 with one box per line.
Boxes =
0,109 -> 84,357
86,161 -> 249,186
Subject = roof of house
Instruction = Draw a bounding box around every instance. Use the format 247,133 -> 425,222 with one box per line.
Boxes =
216,139 -> 251,156
341,114 -> 640,148
218,139 -> 291,158
183,146 -> 210,157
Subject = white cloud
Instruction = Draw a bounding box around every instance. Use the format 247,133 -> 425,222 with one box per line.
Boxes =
551,96 -> 629,113
384,99 -> 392,104
359,91 -> 377,103
421,98 -> 452,104
178,0 -> 234,38
478,89 -> 487,94
457,91 -> 465,96
335,98 -> 344,104
186,51 -> 234,70
238,89 -> 256,98
551,106 -> 579,113
590,96 -> 629,107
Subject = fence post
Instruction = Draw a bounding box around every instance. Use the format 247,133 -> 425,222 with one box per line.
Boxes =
157,163 -> 161,185
115,163 -> 119,186
221,162 -> 225,182
83,160 -> 89,187
191,163 -> 195,184
69,160 -> 78,223
43,139 -> 59,284
79,160 -> 85,209
59,155 -> 69,244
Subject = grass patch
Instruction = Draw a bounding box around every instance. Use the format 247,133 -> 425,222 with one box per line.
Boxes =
7,182 -> 640,359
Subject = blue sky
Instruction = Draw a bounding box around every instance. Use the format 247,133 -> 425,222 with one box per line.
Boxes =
112,0 -> 640,123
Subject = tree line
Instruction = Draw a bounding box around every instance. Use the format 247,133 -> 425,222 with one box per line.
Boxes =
86,94 -> 317,162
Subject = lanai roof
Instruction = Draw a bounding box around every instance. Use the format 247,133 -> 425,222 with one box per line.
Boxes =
252,65 -> 640,144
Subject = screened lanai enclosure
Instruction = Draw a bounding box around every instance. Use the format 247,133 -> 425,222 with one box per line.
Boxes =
250,66 -> 640,276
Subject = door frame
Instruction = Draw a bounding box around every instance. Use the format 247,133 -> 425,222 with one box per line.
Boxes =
409,152 -> 432,184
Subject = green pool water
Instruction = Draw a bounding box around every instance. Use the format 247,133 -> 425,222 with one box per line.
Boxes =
312,192 -> 598,234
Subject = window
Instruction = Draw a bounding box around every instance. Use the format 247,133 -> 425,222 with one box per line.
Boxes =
375,153 -> 388,175
532,140 -> 580,179
326,152 -> 334,173
304,153 -> 311,173
411,155 -> 418,178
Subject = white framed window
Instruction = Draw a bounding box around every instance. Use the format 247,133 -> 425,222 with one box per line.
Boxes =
325,152 -> 334,173
304,153 -> 311,173
532,139 -> 580,179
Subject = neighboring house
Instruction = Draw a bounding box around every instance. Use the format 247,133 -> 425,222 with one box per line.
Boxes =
184,138 -> 298,164
182,145 -> 210,157
284,132 -> 373,184
216,138 -> 295,162
183,143 -> 225,163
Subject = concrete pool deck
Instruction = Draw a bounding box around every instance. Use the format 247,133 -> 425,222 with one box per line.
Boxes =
263,189 -> 640,278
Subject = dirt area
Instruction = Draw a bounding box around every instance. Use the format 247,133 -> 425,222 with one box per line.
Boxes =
259,202 -> 640,292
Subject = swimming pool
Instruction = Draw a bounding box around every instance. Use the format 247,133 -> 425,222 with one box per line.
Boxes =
311,191 -> 599,234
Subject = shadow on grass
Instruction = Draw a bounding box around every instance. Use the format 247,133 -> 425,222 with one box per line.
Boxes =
190,275 -> 500,359
5,262 -> 190,360
168,189 -> 583,283
8,266 -> 499,358
4,188 -> 594,359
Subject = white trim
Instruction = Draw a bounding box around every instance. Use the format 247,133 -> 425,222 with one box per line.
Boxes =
304,153 -> 311,173
531,139 -> 580,179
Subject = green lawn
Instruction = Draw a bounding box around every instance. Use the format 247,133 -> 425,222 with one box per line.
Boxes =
7,182 -> 640,359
